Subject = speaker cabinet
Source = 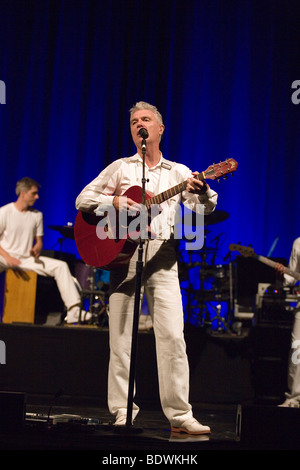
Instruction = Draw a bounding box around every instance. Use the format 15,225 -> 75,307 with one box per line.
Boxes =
0,391 -> 26,430
237,404 -> 300,449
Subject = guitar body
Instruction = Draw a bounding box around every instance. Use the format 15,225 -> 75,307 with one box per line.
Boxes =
74,186 -> 153,269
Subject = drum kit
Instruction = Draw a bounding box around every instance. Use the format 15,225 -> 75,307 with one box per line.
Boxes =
178,210 -> 233,332
49,209 -> 232,331
49,224 -> 109,326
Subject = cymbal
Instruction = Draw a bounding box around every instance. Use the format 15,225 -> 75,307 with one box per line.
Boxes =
48,225 -> 74,240
178,210 -> 229,227
204,210 -> 229,225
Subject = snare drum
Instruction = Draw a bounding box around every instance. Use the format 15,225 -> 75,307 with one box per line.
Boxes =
74,260 -> 110,291
74,261 -> 95,290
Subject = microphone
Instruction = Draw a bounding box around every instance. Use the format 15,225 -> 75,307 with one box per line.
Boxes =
138,128 -> 149,139
47,388 -> 64,424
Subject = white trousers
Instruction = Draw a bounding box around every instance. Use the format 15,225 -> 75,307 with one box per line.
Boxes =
108,239 -> 193,426
286,309 -> 300,400
0,255 -> 81,311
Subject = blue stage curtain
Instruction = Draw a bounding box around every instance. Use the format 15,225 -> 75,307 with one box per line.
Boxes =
0,0 -> 299,262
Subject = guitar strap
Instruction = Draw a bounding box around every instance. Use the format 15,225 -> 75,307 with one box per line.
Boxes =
158,159 -> 172,195
128,154 -> 173,196
129,160 -> 135,184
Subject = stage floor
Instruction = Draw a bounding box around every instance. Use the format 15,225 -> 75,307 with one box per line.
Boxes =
0,321 -> 298,451
1,401 -> 239,451
1,399 -> 300,451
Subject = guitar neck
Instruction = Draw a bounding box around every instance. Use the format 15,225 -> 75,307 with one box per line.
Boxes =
145,173 -> 204,209
256,254 -> 300,281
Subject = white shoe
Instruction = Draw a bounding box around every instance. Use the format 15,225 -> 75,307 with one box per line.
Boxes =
171,418 -> 211,435
80,310 -> 93,323
278,398 -> 300,408
65,306 -> 92,324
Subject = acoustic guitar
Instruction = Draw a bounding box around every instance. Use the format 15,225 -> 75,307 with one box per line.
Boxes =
75,158 -> 238,270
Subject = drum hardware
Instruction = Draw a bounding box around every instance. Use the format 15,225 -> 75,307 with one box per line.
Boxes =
80,289 -> 108,327
86,267 -> 98,290
48,224 -> 109,326
208,300 -> 229,333
199,264 -> 233,333
74,260 -> 109,326
83,267 -> 109,326
48,224 -> 75,251
179,225 -> 234,331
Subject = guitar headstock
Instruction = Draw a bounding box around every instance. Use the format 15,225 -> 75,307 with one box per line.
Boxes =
229,243 -> 255,258
204,158 -> 238,181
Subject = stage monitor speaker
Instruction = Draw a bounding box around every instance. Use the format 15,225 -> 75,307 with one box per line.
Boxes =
236,404 -> 300,449
0,391 -> 26,430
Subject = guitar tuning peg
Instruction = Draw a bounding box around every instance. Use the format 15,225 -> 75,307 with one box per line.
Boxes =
217,179 -> 220,183
223,176 -> 227,180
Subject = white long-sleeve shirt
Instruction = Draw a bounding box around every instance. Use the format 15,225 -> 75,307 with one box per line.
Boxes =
76,153 -> 218,240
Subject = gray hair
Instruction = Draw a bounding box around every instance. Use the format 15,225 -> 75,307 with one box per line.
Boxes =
16,177 -> 41,196
129,101 -> 163,125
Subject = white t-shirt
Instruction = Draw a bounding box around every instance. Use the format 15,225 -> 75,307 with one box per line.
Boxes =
0,202 -> 44,259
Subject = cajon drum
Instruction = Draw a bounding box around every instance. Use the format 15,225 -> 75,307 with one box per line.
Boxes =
1,269 -> 37,323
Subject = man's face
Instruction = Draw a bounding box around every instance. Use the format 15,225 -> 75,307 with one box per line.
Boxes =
21,185 -> 39,207
130,109 -> 164,149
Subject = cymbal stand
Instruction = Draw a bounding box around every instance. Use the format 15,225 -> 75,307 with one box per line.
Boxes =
193,232 -> 230,330
198,263 -> 209,327
208,294 -> 231,333
197,230 -> 217,327
207,264 -> 232,334
185,251 -> 196,324
51,236 -> 67,252
87,267 -> 97,290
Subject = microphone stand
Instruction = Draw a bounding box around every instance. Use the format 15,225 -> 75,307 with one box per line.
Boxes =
123,135 -> 147,432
